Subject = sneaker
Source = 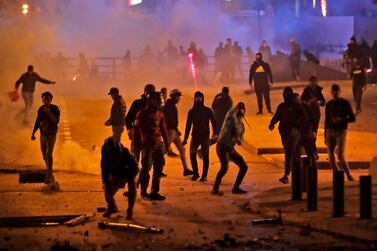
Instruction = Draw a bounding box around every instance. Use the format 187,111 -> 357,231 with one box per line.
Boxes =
140,191 -> 149,198
161,172 -> 168,177
279,176 -> 289,184
167,151 -> 179,158
256,111 -> 263,115
267,110 -> 274,115
199,177 -> 207,182
232,188 -> 247,194
191,174 -> 200,181
211,190 -> 224,196
102,207 -> 119,218
347,175 -> 354,181
183,169 -> 194,176
149,193 -> 166,201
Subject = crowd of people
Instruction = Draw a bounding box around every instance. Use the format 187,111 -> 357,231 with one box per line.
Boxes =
13,33 -> 372,219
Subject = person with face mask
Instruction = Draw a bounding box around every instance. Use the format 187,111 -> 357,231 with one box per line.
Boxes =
125,84 -> 156,162
269,87 -> 306,184
15,65 -> 56,124
163,89 -> 194,176
133,91 -> 170,200
212,102 -> 249,195
249,52 -> 274,115
31,92 -> 60,186
212,87 -> 233,131
350,58 -> 367,114
183,91 -> 217,181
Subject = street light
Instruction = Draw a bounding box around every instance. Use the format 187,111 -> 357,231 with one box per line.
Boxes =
22,3 -> 29,15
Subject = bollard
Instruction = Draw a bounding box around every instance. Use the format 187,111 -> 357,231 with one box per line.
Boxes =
359,176 -> 372,219
307,157 -> 318,211
291,159 -> 302,200
333,170 -> 344,217
301,155 -> 308,193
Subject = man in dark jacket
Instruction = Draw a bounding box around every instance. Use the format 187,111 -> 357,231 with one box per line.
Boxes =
163,89 -> 194,176
289,38 -> 301,81
211,87 -> 233,131
125,84 -> 155,161
133,91 -> 170,200
31,92 -> 60,185
15,65 -> 55,124
325,84 -> 356,181
105,87 -> 127,145
101,137 -> 138,219
350,58 -> 367,114
360,39 -> 371,69
301,76 -> 326,149
183,91 -> 217,181
249,52 -> 273,115
269,87 -> 306,184
258,40 -> 272,63
371,40 -> 377,68
212,102 -> 249,195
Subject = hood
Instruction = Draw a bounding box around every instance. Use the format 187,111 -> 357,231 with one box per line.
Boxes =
193,91 -> 204,107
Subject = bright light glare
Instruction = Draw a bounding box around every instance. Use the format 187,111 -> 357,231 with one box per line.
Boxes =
22,9 -> 28,14
129,0 -> 142,6
313,0 -> 316,8
22,4 -> 29,9
321,0 -> 327,17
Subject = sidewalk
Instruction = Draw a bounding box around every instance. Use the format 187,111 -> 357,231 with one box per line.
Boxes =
249,181 -> 377,242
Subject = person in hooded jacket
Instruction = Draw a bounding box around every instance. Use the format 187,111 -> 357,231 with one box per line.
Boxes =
105,87 -> 127,145
212,102 -> 249,195
249,52 -> 273,115
183,91 -> 217,181
350,58 -> 367,114
269,87 -> 306,184
211,87 -> 233,131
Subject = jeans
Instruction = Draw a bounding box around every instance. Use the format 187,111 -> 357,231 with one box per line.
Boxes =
213,143 -> 248,192
40,134 -> 56,178
352,84 -> 363,112
112,125 -> 124,145
291,61 -> 300,81
168,129 -> 189,170
190,138 -> 210,178
255,86 -> 271,112
104,178 -> 136,211
325,129 -> 352,177
139,142 -> 165,194
280,128 -> 301,176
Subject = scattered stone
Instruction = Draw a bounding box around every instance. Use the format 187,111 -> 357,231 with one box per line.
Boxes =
245,238 -> 260,247
101,243 -> 112,249
3,236 -> 11,241
180,187 -> 184,191
84,230 -> 89,236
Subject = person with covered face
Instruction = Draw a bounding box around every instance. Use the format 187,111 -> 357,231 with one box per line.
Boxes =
183,91 -> 217,181
249,52 -> 274,115
125,84 -> 156,162
163,89 -> 194,176
31,92 -> 60,185
269,87 -> 306,184
133,91 -> 169,200
350,58 -> 367,114
211,87 -> 233,131
212,102 -> 249,195
15,65 -> 55,124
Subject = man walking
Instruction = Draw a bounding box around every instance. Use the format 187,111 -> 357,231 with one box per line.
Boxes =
133,91 -> 170,200
325,84 -> 356,181
289,38 -> 301,81
31,92 -> 60,186
163,89 -> 194,176
105,87 -> 127,145
183,91 -> 217,181
125,84 -> 156,161
211,87 -> 233,131
15,65 -> 55,124
249,52 -> 274,115
101,137 -> 138,219
212,102 -> 249,195
350,58 -> 367,114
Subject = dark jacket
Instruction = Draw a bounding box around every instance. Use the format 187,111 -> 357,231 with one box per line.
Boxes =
350,65 -> 367,87
249,60 -> 273,88
15,72 -> 53,93
133,108 -> 169,145
211,93 -> 233,131
270,101 -> 306,135
125,96 -> 147,130
33,104 -> 60,136
108,96 -> 126,126
101,137 -> 139,183
184,102 -> 217,142
289,43 -> 301,63
325,98 -> 355,131
348,43 -> 362,60
163,98 -> 179,131
301,85 -> 326,124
